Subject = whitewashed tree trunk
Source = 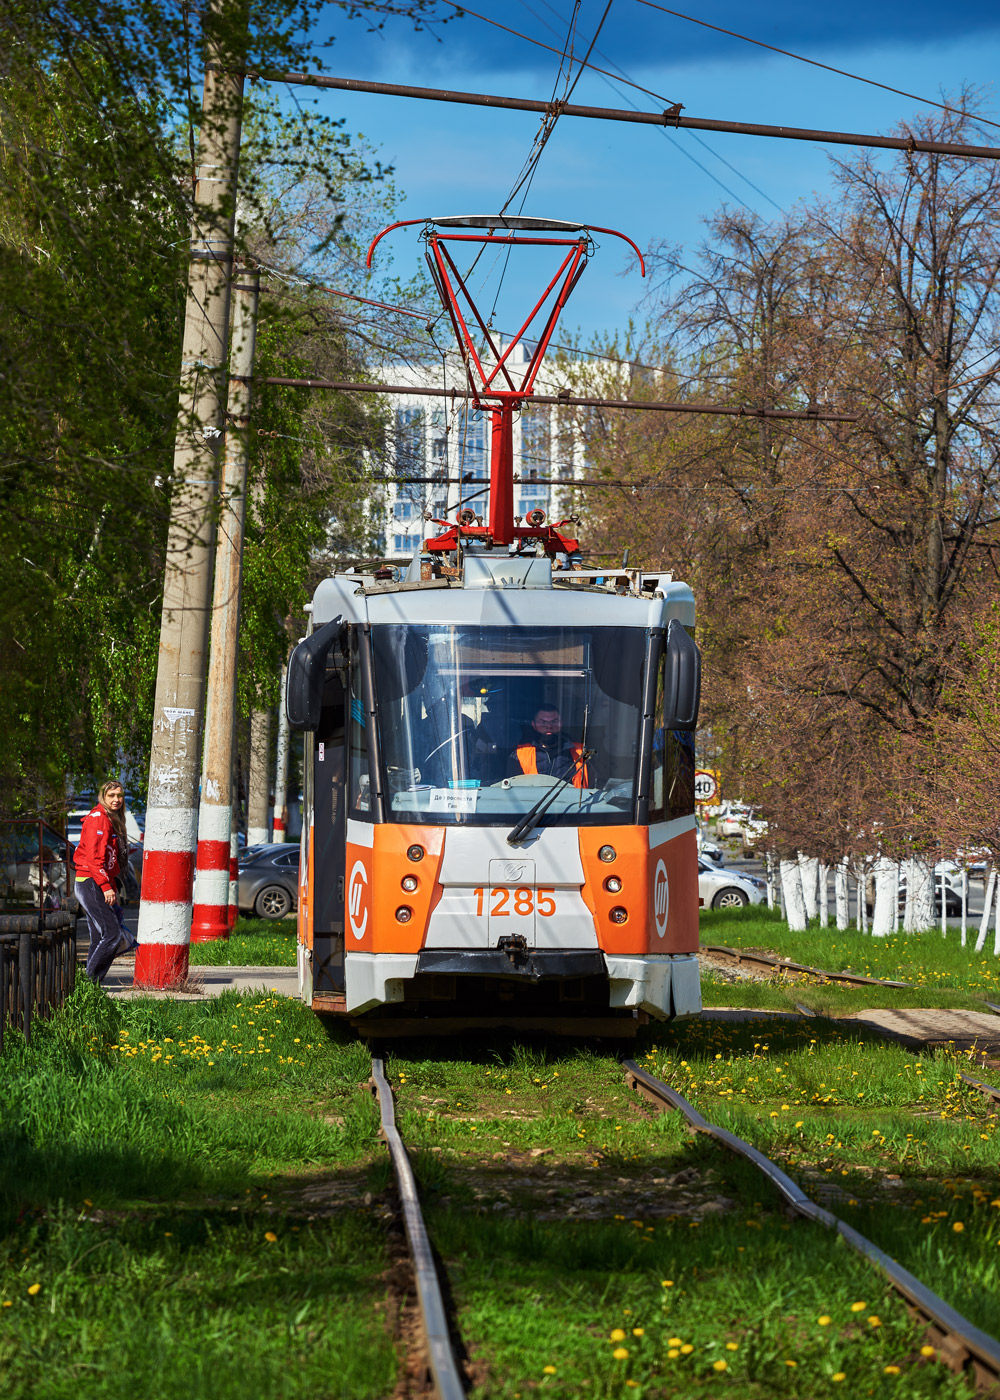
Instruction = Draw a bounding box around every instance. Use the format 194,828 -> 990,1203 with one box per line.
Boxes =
818,863 -> 829,927
908,858 -> 935,933
871,856 -> 898,938
765,852 -> 776,911
835,859 -> 850,930
975,869 -> 996,953
994,878 -> 1000,957
960,870 -> 968,948
798,854 -> 819,922
780,859 -> 808,931
940,868 -> 948,937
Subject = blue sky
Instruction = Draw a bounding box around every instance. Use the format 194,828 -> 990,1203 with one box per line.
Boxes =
290,1 -> 1000,345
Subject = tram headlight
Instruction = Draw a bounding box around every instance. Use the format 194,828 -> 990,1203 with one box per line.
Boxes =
395,906 -> 413,923
603,875 -> 622,893
608,906 -> 628,924
401,875 -> 418,892
406,844 -> 424,862
598,845 -> 617,862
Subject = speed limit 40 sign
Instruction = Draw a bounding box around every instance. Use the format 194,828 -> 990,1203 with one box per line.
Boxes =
694,770 -> 718,804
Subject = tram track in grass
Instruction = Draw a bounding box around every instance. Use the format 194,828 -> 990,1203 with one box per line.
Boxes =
624,1058 -> 1000,1393
372,1025 -> 1000,1397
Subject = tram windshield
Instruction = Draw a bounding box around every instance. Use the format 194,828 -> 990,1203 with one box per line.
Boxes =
357,624 -> 647,825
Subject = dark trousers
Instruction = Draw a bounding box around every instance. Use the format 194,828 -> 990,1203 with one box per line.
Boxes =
78,879 -> 124,984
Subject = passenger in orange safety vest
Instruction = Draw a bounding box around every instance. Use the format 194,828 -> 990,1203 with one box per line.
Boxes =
507,705 -> 592,787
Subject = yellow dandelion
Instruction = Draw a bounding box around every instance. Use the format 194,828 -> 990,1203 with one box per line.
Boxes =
668,1338 -> 683,1347
264,1231 -> 278,1243
725,1342 -> 739,1351
27,1284 -> 41,1296
850,1301 -> 866,1312
920,1346 -> 935,1358
2,1301 -> 11,1308
632,1327 -> 644,1337
667,1349 -> 679,1359
542,1365 -> 556,1375
868,1316 -> 881,1328
953,1222 -> 965,1233
680,1344 -> 694,1355
832,1372 -> 846,1382
610,1328 -> 626,1342
884,1365 -> 900,1375
785,1360 -> 797,1367
661,1279 -> 674,1288
713,1360 -> 728,1372
612,1348 -> 629,1361
818,1315 -> 832,1326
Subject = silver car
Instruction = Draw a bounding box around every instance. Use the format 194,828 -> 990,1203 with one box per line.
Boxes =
698,859 -> 766,911
237,844 -> 299,919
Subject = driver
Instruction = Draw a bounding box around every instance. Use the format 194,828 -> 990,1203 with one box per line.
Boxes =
508,705 -> 591,787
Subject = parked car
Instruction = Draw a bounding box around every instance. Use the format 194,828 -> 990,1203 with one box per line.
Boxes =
238,843 -> 299,919
696,825 -> 725,864
698,859 -> 766,910
716,803 -> 753,838
740,811 -> 769,855
896,865 -> 965,917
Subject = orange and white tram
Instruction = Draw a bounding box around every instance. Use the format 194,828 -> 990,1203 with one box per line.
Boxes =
284,215 -> 704,1035
286,557 -> 702,1034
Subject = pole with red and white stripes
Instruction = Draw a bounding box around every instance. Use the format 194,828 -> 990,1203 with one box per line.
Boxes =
134,9 -> 246,987
272,663 -> 290,841
191,268 -> 260,942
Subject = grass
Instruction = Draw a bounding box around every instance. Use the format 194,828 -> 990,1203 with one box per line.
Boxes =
700,907 -> 1000,1006
0,979 -> 395,1400
186,916 -> 297,967
384,1026 -> 997,1395
435,1207 -> 973,1399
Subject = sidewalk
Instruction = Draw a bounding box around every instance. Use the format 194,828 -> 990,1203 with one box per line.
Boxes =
102,959 -> 298,1001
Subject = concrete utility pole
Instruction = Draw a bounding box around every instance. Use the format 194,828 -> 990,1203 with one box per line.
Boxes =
191,268 -> 261,943
272,663 -> 290,841
246,707 -> 271,845
135,4 -> 247,987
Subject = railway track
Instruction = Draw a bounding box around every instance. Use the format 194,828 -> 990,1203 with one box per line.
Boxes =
701,941 -> 912,988
370,1056 -> 465,1400
624,1058 -> 1000,1393
369,1049 -> 1000,1396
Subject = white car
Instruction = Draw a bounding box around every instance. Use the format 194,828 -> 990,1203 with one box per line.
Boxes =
717,803 -> 753,838
696,826 -> 725,864
740,812 -> 769,854
698,859 -> 766,911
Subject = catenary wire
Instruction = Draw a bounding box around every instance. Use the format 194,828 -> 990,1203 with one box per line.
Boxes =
632,0 -> 1000,135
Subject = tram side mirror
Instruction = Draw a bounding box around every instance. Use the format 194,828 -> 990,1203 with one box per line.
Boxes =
663,619 -> 700,731
286,617 -> 346,732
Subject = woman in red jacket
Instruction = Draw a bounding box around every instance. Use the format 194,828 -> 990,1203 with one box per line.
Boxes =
74,780 -> 132,984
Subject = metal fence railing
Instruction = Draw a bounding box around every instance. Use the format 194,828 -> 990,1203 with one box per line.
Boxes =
0,819 -> 78,1050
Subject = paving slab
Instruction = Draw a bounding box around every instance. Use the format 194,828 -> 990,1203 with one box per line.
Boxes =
843,1006 -> 1000,1050
102,961 -> 299,1000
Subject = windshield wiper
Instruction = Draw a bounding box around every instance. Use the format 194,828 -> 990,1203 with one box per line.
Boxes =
506,749 -> 594,847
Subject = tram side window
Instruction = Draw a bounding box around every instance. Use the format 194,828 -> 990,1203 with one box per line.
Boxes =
650,656 -> 666,822
649,642 -> 697,824
348,642 -> 371,817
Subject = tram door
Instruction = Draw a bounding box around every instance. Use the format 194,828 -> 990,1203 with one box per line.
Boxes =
311,669 -> 347,993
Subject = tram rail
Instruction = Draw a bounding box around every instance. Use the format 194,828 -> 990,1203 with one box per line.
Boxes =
624,1059 -> 1000,1392
701,942 -> 912,989
369,1056 -> 466,1400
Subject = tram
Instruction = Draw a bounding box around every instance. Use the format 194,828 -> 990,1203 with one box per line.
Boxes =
286,216 -> 702,1035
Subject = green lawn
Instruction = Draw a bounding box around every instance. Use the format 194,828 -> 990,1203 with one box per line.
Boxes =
699,907 -> 1000,1009
0,979 -> 394,1400
187,916 -> 297,967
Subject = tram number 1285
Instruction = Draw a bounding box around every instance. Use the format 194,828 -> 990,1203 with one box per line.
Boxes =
474,887 -> 557,917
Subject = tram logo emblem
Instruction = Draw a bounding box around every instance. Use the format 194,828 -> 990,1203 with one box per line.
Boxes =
502,861 -> 526,883
348,859 -> 369,940
653,858 -> 669,938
